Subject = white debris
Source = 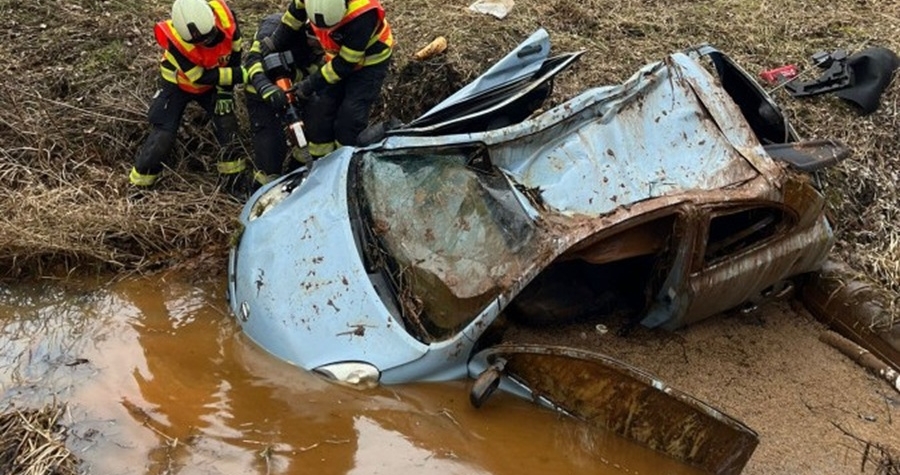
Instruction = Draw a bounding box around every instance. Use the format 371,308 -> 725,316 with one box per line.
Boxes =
468,0 -> 514,19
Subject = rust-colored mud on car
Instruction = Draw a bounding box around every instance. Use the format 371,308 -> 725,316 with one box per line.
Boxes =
801,259 -> 900,372
474,344 -> 759,474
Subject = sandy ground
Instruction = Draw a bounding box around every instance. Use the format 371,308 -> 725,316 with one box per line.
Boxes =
505,297 -> 900,474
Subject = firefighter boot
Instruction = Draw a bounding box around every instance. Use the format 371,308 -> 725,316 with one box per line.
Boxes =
220,171 -> 253,201
131,128 -> 177,188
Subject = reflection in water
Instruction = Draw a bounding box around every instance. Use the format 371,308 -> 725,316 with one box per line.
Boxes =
349,415 -> 485,474
0,272 -> 702,474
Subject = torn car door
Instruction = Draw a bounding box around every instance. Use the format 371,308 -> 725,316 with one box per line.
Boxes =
467,344 -> 759,475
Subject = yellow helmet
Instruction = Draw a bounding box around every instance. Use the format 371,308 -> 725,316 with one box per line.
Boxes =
306,0 -> 347,28
171,0 -> 216,43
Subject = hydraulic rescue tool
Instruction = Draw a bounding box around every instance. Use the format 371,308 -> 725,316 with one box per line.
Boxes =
262,50 -> 307,148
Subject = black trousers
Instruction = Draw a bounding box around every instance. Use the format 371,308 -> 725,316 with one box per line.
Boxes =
134,82 -> 239,176
303,59 -> 390,154
246,91 -> 289,177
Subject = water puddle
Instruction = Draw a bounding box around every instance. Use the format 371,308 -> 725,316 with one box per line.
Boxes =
0,272 -> 703,474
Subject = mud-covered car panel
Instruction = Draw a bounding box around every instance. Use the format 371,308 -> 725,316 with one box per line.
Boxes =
228,31 -> 842,384
467,344 -> 760,475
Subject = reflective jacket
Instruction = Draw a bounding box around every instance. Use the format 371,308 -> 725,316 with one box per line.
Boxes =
310,0 -> 393,66
244,14 -> 323,95
281,0 -> 392,87
154,0 -> 241,93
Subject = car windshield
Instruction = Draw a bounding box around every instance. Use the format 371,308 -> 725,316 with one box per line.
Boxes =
358,148 -> 538,342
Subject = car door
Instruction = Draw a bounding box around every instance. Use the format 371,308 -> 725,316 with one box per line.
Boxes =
675,202 -> 801,328
466,343 -> 759,475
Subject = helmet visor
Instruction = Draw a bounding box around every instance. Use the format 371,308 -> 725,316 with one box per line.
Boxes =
188,27 -> 221,46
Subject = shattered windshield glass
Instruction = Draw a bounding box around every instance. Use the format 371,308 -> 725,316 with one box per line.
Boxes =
360,149 -> 537,341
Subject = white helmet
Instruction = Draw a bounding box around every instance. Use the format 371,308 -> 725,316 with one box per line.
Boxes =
306,0 -> 347,28
171,0 -> 216,43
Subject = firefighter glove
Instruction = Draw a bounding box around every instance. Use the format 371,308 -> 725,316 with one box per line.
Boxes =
215,90 -> 234,116
292,78 -> 314,101
259,82 -> 288,111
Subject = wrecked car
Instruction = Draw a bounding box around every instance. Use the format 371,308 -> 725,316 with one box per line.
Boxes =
227,28 -> 847,387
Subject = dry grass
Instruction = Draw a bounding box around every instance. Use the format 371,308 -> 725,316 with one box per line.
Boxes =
0,0 -> 898,306
833,422 -> 900,475
868,444 -> 900,475
0,403 -> 79,475
1,1 -> 899,468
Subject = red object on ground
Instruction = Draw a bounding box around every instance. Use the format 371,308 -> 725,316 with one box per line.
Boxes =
760,64 -> 799,85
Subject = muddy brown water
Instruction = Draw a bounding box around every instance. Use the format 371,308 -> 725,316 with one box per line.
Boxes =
0,271 -> 705,474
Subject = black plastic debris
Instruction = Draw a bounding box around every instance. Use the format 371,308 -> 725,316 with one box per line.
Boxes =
834,47 -> 900,115
785,47 -> 899,115
785,49 -> 853,97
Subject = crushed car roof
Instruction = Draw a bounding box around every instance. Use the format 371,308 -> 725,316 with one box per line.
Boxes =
375,49 -> 781,218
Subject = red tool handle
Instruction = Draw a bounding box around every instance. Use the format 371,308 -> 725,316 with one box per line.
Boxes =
759,65 -> 798,85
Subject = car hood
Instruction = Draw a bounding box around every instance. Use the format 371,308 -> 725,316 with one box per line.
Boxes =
229,151 -> 428,372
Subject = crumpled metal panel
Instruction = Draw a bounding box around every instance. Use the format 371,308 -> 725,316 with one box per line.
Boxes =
490,55 -> 760,217
469,344 -> 759,475
411,28 -> 550,125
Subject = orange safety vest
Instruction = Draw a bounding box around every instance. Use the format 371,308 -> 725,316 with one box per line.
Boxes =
310,0 -> 393,65
154,0 -> 237,93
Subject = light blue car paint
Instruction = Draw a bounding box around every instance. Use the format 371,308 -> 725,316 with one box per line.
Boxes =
230,151 -> 430,372
228,34 -> 837,384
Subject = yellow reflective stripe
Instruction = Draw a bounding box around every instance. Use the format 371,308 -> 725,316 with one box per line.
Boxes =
253,170 -> 276,185
159,66 -> 178,84
219,67 -> 235,85
247,62 -> 264,77
363,47 -> 391,66
169,29 -> 197,53
217,159 -> 247,174
183,65 -> 204,82
359,22 -> 392,66
292,148 -> 309,164
129,167 -> 158,186
346,0 -> 369,14
162,50 -> 179,65
282,10 -> 304,30
246,62 -> 266,91
308,141 -> 335,158
209,0 -> 232,29
338,45 -> 365,64
219,68 -> 233,85
161,50 -> 196,75
322,62 -> 340,84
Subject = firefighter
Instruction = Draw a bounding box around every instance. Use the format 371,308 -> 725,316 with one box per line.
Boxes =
130,0 -> 251,197
258,0 -> 394,162
243,13 -> 323,189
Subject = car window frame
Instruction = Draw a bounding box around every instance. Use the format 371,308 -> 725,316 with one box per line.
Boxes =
353,145 -> 539,343
693,201 -> 799,272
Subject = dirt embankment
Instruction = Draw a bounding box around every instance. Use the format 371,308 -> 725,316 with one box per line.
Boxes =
506,296 -> 900,474
1,0 -> 899,290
